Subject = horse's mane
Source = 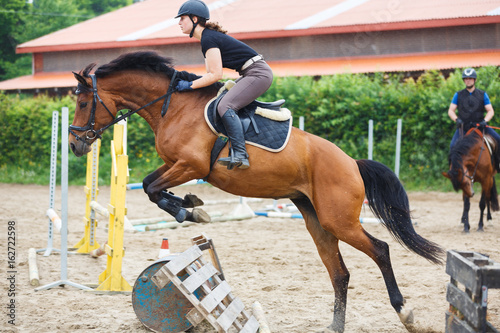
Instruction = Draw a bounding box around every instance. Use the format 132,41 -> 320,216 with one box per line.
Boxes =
448,130 -> 482,190
80,51 -> 221,89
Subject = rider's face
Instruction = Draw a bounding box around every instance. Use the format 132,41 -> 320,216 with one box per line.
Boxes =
178,15 -> 193,35
464,78 -> 475,89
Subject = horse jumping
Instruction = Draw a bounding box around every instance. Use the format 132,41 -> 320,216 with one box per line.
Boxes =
443,127 -> 499,232
69,51 -> 443,332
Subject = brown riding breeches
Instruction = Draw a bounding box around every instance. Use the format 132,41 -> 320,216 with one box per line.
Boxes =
217,61 -> 274,117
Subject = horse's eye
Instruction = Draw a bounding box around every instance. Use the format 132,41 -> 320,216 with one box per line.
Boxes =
80,102 -> 88,109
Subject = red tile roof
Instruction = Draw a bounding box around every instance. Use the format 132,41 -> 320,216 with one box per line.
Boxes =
16,0 -> 500,53
2,0 -> 498,91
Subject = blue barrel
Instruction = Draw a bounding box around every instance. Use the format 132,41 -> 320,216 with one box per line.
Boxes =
132,256 -> 194,332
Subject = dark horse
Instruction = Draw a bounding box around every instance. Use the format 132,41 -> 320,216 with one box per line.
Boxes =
443,127 -> 499,232
69,51 -> 443,332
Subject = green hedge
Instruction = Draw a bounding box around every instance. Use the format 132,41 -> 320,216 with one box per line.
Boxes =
1,67 -> 499,189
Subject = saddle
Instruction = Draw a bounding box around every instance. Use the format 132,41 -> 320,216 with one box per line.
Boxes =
204,81 -> 293,166
467,127 -> 500,172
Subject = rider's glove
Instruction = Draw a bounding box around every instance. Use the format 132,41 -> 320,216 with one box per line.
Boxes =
456,118 -> 463,128
176,80 -> 193,92
479,119 -> 487,129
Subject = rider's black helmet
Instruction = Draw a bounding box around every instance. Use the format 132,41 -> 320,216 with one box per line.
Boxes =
175,0 -> 210,20
462,68 -> 477,80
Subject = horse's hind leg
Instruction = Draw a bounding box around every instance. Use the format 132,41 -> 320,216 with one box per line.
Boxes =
292,197 -> 349,333
313,200 -> 413,328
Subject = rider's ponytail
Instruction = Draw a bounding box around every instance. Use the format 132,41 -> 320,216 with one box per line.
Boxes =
199,19 -> 227,34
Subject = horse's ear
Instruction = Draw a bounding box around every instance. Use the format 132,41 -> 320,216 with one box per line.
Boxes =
442,171 -> 450,179
73,71 -> 89,88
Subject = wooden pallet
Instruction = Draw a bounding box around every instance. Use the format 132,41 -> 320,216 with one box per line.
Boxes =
151,244 -> 259,333
445,250 -> 500,333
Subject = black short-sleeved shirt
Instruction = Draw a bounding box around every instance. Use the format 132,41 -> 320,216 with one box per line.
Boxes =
201,28 -> 258,71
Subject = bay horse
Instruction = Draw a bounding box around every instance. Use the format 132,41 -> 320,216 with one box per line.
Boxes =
443,127 -> 499,232
69,51 -> 443,332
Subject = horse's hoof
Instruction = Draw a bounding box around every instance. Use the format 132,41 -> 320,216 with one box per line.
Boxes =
397,306 -> 414,324
182,193 -> 204,208
191,208 -> 211,223
477,227 -> 484,232
462,229 -> 470,234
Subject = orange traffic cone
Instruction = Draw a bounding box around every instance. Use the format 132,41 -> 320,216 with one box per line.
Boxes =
158,238 -> 170,258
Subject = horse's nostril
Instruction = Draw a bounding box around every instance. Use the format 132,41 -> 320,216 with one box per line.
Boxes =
70,143 -> 76,153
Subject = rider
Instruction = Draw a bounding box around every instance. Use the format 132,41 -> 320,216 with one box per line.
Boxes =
174,0 -> 274,170
448,68 -> 500,146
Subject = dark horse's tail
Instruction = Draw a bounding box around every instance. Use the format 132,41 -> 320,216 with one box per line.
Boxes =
356,159 -> 444,264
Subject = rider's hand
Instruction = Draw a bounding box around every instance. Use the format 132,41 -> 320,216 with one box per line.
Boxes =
479,119 -> 487,129
456,118 -> 463,128
176,80 -> 193,92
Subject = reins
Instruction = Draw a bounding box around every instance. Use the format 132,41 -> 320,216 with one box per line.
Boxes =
69,71 -> 178,143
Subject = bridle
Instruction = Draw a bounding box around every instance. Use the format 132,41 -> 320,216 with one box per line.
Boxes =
463,145 -> 485,184
69,71 -> 178,143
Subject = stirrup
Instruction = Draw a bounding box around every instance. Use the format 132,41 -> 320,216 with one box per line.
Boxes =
217,156 -> 249,170
217,147 -> 249,170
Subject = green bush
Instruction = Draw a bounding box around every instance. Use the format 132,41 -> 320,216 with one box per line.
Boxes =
1,66 -> 499,190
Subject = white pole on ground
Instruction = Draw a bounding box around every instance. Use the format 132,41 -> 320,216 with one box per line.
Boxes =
368,119 -> 373,160
36,107 -> 92,291
395,119 -> 402,178
299,116 -> 304,131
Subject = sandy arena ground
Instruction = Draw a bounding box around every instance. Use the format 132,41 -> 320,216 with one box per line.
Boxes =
1,183 -> 499,333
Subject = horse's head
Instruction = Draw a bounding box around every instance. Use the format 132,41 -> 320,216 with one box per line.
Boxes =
443,130 -> 485,197
69,65 -> 117,157
443,167 -> 474,197
68,51 -> 220,157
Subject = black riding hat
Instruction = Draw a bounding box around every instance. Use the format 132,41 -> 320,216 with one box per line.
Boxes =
462,68 -> 477,79
175,0 -> 210,20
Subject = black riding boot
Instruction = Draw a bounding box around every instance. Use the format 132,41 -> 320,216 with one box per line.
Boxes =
217,109 -> 250,170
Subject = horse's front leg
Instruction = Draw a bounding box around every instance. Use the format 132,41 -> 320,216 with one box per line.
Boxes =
478,192 -> 486,232
143,162 -> 210,223
143,164 -> 204,208
461,195 -> 470,233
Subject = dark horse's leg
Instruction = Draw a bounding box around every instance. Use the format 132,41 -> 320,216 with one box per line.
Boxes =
486,200 -> 492,221
142,164 -> 209,223
462,195 -> 470,232
478,192 -> 486,232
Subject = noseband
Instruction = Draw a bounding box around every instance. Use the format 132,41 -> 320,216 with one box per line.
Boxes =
69,71 -> 178,144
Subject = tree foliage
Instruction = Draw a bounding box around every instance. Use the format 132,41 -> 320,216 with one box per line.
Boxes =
0,0 -> 132,81
1,67 -> 499,189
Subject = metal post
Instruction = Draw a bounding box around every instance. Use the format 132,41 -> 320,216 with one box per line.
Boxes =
395,119 -> 402,178
299,116 -> 304,131
368,119 -> 373,160
39,111 -> 61,256
36,107 -> 92,291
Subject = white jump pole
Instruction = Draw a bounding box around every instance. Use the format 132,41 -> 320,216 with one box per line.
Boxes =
395,119 -> 402,178
368,119 -> 373,160
36,107 -> 92,291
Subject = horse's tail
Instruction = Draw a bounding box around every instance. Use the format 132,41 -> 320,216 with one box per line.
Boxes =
491,177 -> 499,211
356,159 -> 444,264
